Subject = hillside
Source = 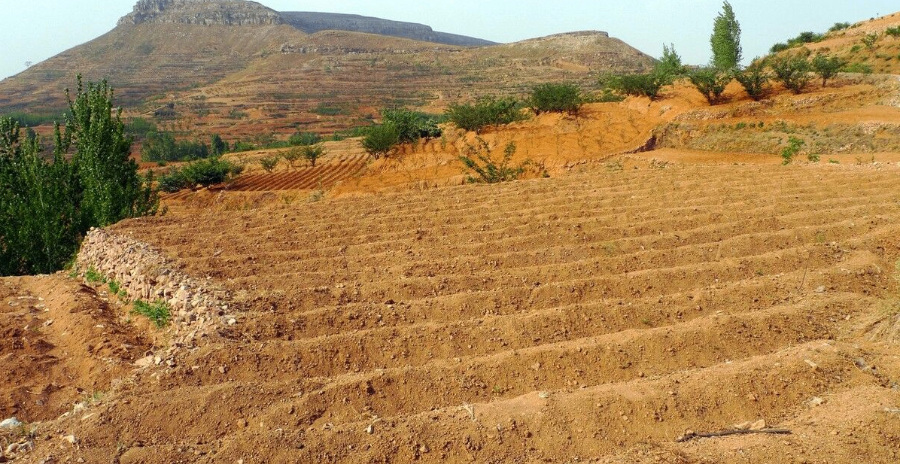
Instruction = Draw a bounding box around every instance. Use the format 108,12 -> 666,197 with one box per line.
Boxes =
0,0 -> 653,138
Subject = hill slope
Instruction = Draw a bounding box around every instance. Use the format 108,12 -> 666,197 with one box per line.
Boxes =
0,0 -> 654,136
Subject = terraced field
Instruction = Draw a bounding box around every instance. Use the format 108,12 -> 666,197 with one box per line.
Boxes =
48,160 -> 896,463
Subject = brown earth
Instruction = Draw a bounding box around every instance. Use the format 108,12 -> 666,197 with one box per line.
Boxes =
4,12 -> 900,463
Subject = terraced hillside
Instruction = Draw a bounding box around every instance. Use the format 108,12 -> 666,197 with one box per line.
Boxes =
12,160 -> 895,463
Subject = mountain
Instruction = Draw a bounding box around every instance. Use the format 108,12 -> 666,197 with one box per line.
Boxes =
0,0 -> 656,136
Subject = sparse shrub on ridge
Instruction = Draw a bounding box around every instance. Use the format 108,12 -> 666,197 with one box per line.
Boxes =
529,83 -> 584,115
459,138 -> 530,184
259,154 -> 280,173
781,136 -> 804,165
446,96 -> 526,133
601,72 -> 668,100
381,109 -> 442,144
301,144 -> 325,167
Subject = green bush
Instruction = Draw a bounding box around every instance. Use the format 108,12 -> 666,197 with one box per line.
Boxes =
863,33 -> 878,49
141,131 -> 211,162
781,136 -> 804,165
688,67 -> 732,105
259,155 -> 279,173
811,54 -> 847,87
301,144 -> 325,167
769,54 -> 812,94
459,138 -> 529,184
210,134 -> 229,156
529,83 -> 584,114
288,131 -> 322,146
829,22 -> 851,33
886,26 -> 900,38
842,62 -> 873,74
0,77 -> 158,276
132,300 -> 171,328
381,109 -> 442,144
446,96 -> 526,133
601,72 -> 667,100
361,124 -> 400,159
770,31 -> 825,53
157,157 -> 242,193
734,60 -> 772,101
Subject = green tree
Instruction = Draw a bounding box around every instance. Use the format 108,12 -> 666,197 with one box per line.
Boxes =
657,43 -> 686,82
362,124 -> 400,159
529,83 -> 583,114
811,54 -> 846,87
770,54 -> 812,94
301,144 -> 325,167
710,1 -> 742,70
211,134 -> 229,156
734,59 -> 772,101
688,67 -> 732,105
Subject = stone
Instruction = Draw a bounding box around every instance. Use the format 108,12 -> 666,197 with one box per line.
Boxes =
365,424 -> 375,434
0,418 -> 22,429
750,419 -> 767,430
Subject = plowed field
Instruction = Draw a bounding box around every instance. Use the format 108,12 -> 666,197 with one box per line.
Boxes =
13,160 -> 893,463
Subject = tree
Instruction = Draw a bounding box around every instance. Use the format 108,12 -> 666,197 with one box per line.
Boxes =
211,134 -> 228,156
362,123 -> 400,159
657,43 -> 686,82
529,83 -> 583,114
710,1 -> 742,70
770,54 -> 812,94
446,97 -> 525,133
734,59 -> 772,101
301,144 -> 325,167
811,54 -> 846,87
688,67 -> 731,105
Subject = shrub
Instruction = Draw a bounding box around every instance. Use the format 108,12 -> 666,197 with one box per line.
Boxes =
688,67 -> 731,105
446,96 -> 526,133
288,131 -> 322,146
141,131 -> 211,162
829,22 -> 851,32
0,77 -> 157,276
529,83 -> 583,114
301,144 -> 325,167
886,26 -> 900,38
769,54 -> 812,94
811,54 -> 847,87
157,157 -> 242,193
259,155 -> 280,173
210,134 -> 228,156
601,72 -> 667,100
842,62 -> 873,74
132,300 -> 171,328
381,109 -> 442,144
734,60 -> 772,101
862,33 -> 878,49
781,136 -> 804,165
362,124 -> 400,159
459,139 -> 529,184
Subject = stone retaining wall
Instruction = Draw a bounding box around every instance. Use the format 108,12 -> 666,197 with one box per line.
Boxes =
76,227 -> 234,346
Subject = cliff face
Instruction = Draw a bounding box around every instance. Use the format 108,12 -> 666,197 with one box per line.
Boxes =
118,0 -> 283,26
280,12 -> 496,47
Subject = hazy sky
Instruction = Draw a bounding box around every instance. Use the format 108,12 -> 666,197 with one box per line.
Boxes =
1,1 -> 897,81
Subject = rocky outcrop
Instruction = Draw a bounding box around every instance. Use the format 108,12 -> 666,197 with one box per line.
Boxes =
76,228 -> 235,346
119,0 -> 283,26
280,12 -> 495,47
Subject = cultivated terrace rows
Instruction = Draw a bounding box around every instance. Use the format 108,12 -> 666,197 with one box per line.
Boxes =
19,161 -> 900,463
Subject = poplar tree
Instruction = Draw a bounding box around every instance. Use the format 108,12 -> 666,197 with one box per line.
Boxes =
710,1 -> 742,70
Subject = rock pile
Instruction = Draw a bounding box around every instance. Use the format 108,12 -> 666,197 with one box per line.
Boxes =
76,228 -> 234,346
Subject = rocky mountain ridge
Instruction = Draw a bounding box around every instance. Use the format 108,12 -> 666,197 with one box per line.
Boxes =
119,0 -> 494,46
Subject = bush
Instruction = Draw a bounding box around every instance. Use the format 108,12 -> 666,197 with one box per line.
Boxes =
829,22 -> 851,33
734,60 -> 772,101
459,138 -> 529,183
259,155 -> 279,173
301,144 -> 325,167
529,83 -> 583,114
361,124 -> 400,159
381,109 -> 442,144
142,131 -> 211,162
446,96 -> 525,133
601,72 -> 667,100
132,300 -> 171,328
842,62 -> 873,74
288,131 -> 322,146
688,67 -> 731,105
0,77 -> 158,276
210,134 -> 228,156
157,157 -> 242,193
769,54 -> 812,94
863,33 -> 878,49
886,26 -> 900,38
811,54 -> 846,87
781,136 -> 804,165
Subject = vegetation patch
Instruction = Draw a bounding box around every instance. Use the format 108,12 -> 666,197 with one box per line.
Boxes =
459,139 -> 531,184
132,300 -> 172,328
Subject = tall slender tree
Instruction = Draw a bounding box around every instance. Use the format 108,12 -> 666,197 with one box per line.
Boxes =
710,1 -> 742,70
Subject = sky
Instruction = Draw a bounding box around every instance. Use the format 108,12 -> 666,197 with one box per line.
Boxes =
1,0 -> 897,81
